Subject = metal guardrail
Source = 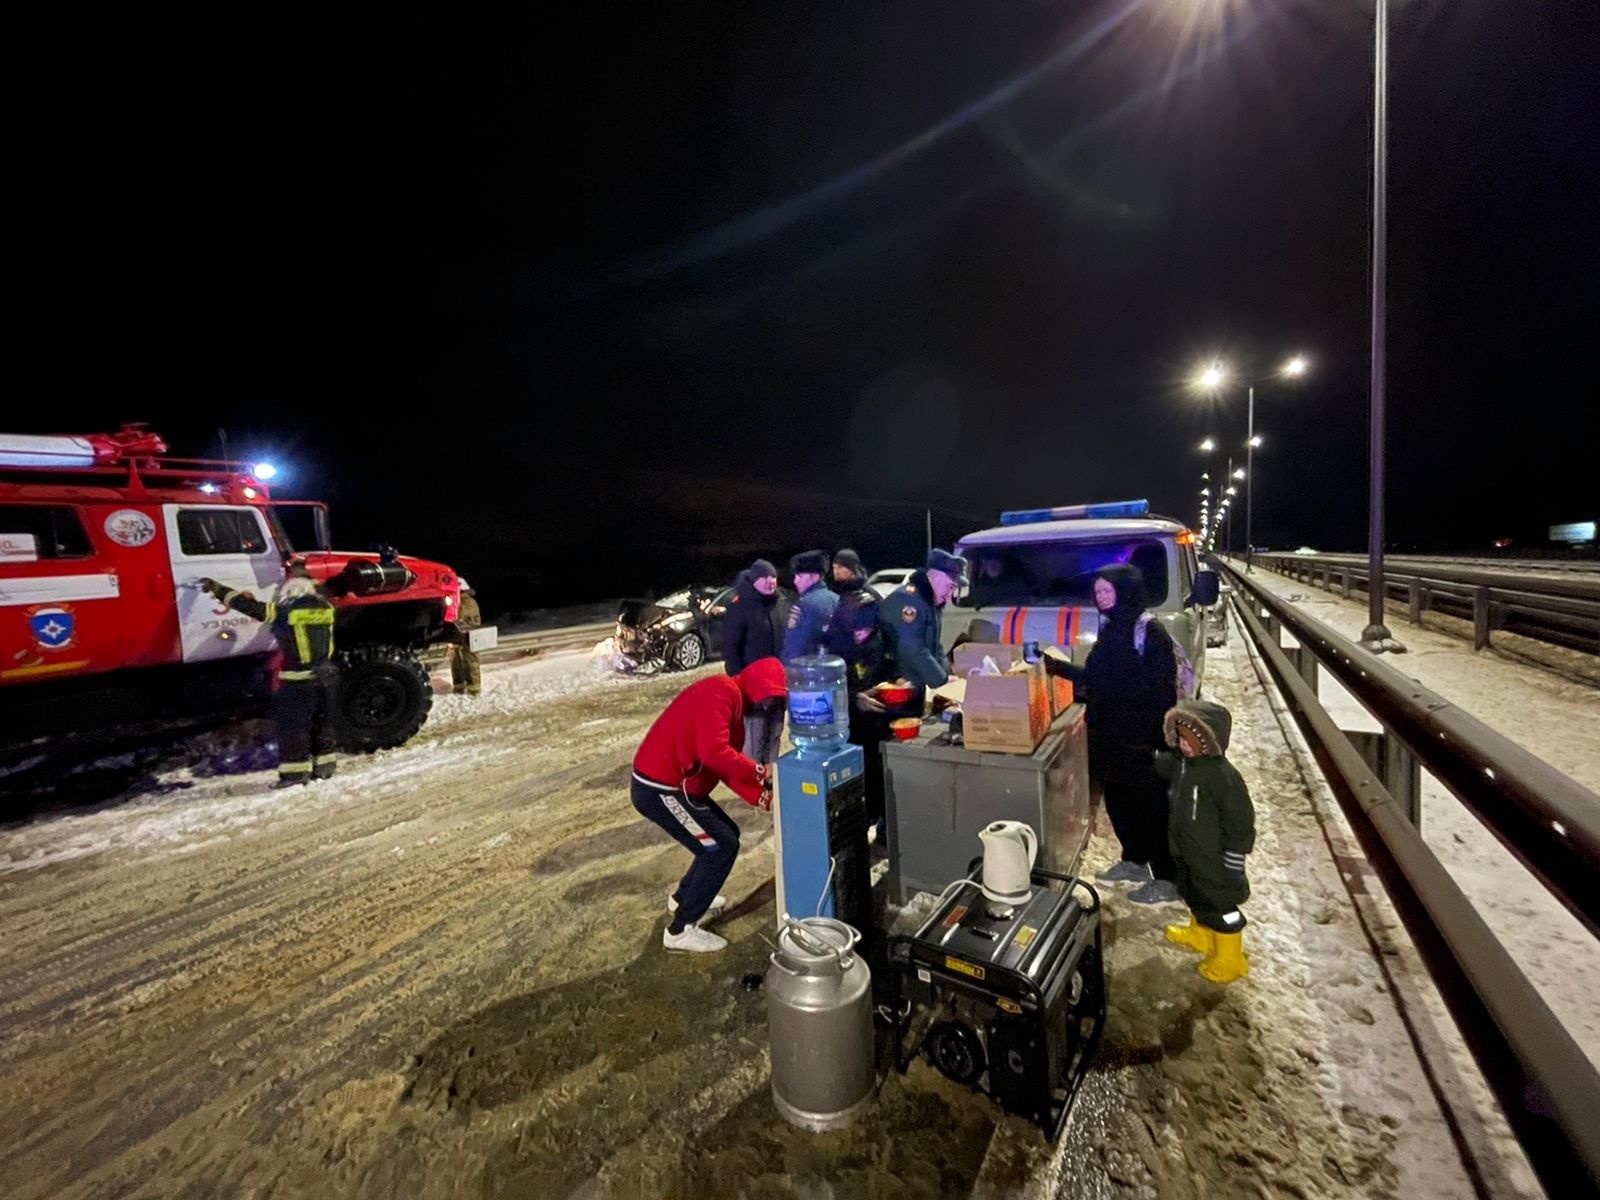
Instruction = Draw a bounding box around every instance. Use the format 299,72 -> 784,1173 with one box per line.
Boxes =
1250,553 -> 1600,654
421,622 -> 611,665
1217,560 -> 1600,1194
1363,554 -> 1600,575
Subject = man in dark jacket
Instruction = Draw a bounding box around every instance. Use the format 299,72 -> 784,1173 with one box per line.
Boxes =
781,549 -> 839,663
723,560 -> 783,674
722,559 -> 786,763
632,657 -> 787,954
879,548 -> 966,701
829,547 -> 866,596
1044,562 -> 1180,904
1155,699 -> 1255,983
200,561 -> 339,788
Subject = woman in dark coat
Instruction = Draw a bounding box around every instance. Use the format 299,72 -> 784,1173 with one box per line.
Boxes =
1045,563 -> 1180,904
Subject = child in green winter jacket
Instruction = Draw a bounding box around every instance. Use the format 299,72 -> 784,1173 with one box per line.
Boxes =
1153,699 -> 1256,983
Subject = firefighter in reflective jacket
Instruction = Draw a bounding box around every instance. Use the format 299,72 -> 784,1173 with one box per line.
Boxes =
200,562 -> 339,788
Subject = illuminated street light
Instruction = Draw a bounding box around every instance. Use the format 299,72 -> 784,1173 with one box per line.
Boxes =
1184,352 -> 1310,569
1225,487 -> 1236,497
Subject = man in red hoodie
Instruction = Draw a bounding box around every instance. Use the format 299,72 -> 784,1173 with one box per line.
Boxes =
632,656 -> 788,953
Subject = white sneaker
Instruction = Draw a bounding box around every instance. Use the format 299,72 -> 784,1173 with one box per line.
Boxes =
667,893 -> 727,918
663,925 -> 727,953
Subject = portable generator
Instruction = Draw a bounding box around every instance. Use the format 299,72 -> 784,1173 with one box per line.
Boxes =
889,865 -> 1105,1140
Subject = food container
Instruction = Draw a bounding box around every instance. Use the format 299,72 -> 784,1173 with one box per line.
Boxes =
874,682 -> 917,707
890,717 -> 922,741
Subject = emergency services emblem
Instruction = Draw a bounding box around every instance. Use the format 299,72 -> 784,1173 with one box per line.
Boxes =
901,605 -> 918,625
27,605 -> 76,651
104,509 -> 157,547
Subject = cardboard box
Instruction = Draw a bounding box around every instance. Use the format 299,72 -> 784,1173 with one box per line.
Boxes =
952,642 -> 1023,678
1049,674 -> 1074,716
963,660 -> 1052,754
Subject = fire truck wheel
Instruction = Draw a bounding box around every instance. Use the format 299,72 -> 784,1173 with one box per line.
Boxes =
336,644 -> 433,752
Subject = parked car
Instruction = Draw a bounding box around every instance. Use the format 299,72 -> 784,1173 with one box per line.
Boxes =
613,584 -> 731,673
867,568 -> 916,599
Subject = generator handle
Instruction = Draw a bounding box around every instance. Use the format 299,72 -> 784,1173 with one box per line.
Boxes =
959,860 -> 1102,913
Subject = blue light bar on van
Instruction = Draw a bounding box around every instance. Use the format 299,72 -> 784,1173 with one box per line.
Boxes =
999,499 -> 1151,526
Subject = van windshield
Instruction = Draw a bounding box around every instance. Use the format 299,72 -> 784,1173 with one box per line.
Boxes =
964,539 -> 1171,608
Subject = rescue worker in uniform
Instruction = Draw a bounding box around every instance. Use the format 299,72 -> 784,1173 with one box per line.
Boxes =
200,560 -> 339,788
450,579 -> 482,696
880,548 -> 968,704
632,657 -> 788,954
781,549 -> 839,663
824,581 -> 895,832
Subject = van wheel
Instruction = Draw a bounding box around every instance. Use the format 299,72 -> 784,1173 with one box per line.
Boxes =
337,644 -> 433,751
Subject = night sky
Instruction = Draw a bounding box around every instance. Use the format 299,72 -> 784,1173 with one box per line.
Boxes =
14,1 -> 1598,615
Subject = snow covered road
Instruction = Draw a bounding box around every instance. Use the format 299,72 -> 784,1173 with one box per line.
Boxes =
0,644 -> 1544,1198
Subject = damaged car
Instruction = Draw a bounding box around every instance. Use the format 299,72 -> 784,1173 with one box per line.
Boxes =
613,584 -> 731,673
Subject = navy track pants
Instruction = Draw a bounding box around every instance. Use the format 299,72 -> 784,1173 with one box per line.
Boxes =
631,773 -> 741,932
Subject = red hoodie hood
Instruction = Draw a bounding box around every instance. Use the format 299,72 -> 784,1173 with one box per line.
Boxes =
737,657 -> 788,707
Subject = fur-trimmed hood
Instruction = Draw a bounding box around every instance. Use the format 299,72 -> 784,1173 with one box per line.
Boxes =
1164,698 -> 1233,757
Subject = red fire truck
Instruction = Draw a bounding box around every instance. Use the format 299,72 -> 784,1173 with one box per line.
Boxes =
0,427 -> 483,766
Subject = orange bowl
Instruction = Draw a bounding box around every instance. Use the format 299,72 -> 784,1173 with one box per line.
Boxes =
876,684 -> 916,707
890,717 -> 922,741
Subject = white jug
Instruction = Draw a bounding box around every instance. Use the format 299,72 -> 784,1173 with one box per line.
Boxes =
979,820 -> 1038,908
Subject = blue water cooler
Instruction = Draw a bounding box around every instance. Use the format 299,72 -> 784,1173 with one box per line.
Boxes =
775,743 -> 871,926
775,654 -> 872,930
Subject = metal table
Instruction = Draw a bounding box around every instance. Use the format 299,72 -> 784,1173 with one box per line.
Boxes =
880,705 -> 1091,904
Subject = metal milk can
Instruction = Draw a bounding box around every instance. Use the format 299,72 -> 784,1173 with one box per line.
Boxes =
766,916 -> 875,1131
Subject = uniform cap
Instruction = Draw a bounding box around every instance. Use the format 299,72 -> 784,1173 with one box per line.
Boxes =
926,548 -> 969,583
790,549 -> 829,576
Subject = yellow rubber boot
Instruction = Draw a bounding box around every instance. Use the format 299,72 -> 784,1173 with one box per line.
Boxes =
1198,931 -> 1249,984
1164,917 -> 1215,955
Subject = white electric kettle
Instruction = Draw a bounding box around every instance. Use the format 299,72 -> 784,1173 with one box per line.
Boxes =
979,820 -> 1038,910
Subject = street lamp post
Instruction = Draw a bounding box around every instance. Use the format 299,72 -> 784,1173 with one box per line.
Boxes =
1246,387 -> 1255,570
1361,0 -> 1403,652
